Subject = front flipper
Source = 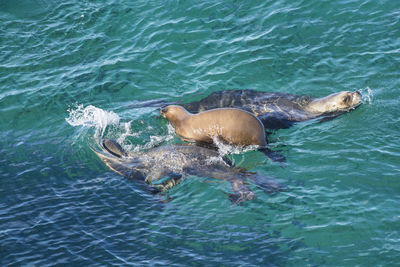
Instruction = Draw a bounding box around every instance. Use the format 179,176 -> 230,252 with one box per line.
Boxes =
150,172 -> 183,192
228,179 -> 256,205
228,191 -> 256,205
103,139 -> 128,158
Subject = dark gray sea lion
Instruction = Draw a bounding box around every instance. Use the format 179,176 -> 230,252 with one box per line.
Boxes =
181,90 -> 362,129
93,139 -> 283,204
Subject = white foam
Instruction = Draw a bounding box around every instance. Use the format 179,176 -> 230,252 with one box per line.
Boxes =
211,136 -> 259,157
117,121 -> 142,143
145,124 -> 175,148
66,104 -> 120,137
205,156 -> 230,166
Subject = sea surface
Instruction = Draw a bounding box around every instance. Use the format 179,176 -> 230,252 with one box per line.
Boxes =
1,0 -> 399,266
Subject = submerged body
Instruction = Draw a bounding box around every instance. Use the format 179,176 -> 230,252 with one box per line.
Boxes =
160,105 -> 267,147
181,90 -> 362,129
93,139 -> 282,204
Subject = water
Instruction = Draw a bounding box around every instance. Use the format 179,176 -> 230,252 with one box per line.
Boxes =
1,0 -> 399,265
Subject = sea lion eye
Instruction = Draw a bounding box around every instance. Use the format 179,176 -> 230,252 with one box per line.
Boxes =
343,95 -> 351,104
160,106 -> 168,114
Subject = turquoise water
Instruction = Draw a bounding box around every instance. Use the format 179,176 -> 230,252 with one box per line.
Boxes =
1,0 -> 399,265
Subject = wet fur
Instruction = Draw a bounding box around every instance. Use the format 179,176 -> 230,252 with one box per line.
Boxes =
94,139 -> 284,204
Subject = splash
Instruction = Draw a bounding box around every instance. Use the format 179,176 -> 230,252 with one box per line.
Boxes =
205,156 -> 231,166
211,136 -> 259,157
66,104 -> 120,137
142,124 -> 175,150
66,105 -> 177,153
359,87 -> 374,104
117,121 -> 141,145
187,126 -> 260,156
131,123 -> 176,152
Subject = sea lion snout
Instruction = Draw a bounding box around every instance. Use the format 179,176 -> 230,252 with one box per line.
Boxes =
160,106 -> 168,117
352,90 -> 362,101
352,90 -> 362,106
160,105 -> 190,121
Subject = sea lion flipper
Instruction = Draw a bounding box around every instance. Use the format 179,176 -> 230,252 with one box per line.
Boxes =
152,173 -> 183,192
259,148 -> 286,163
102,139 -> 128,158
228,191 -> 255,205
228,179 -> 256,205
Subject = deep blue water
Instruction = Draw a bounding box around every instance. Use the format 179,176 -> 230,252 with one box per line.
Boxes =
1,0 -> 399,265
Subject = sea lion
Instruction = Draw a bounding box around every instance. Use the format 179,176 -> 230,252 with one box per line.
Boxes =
181,90 -> 362,129
93,139 -> 283,204
160,105 -> 267,147
160,105 -> 285,162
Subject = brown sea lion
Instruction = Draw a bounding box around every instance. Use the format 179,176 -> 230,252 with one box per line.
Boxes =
160,105 -> 285,162
160,105 -> 267,147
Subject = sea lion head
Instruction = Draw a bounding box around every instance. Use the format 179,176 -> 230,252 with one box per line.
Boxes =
306,90 -> 362,114
160,105 -> 190,125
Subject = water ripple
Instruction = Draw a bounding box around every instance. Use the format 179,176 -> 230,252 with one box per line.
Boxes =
1,0 -> 400,265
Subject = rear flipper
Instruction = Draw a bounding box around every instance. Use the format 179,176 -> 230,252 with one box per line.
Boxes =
103,139 -> 128,158
259,148 -> 286,162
